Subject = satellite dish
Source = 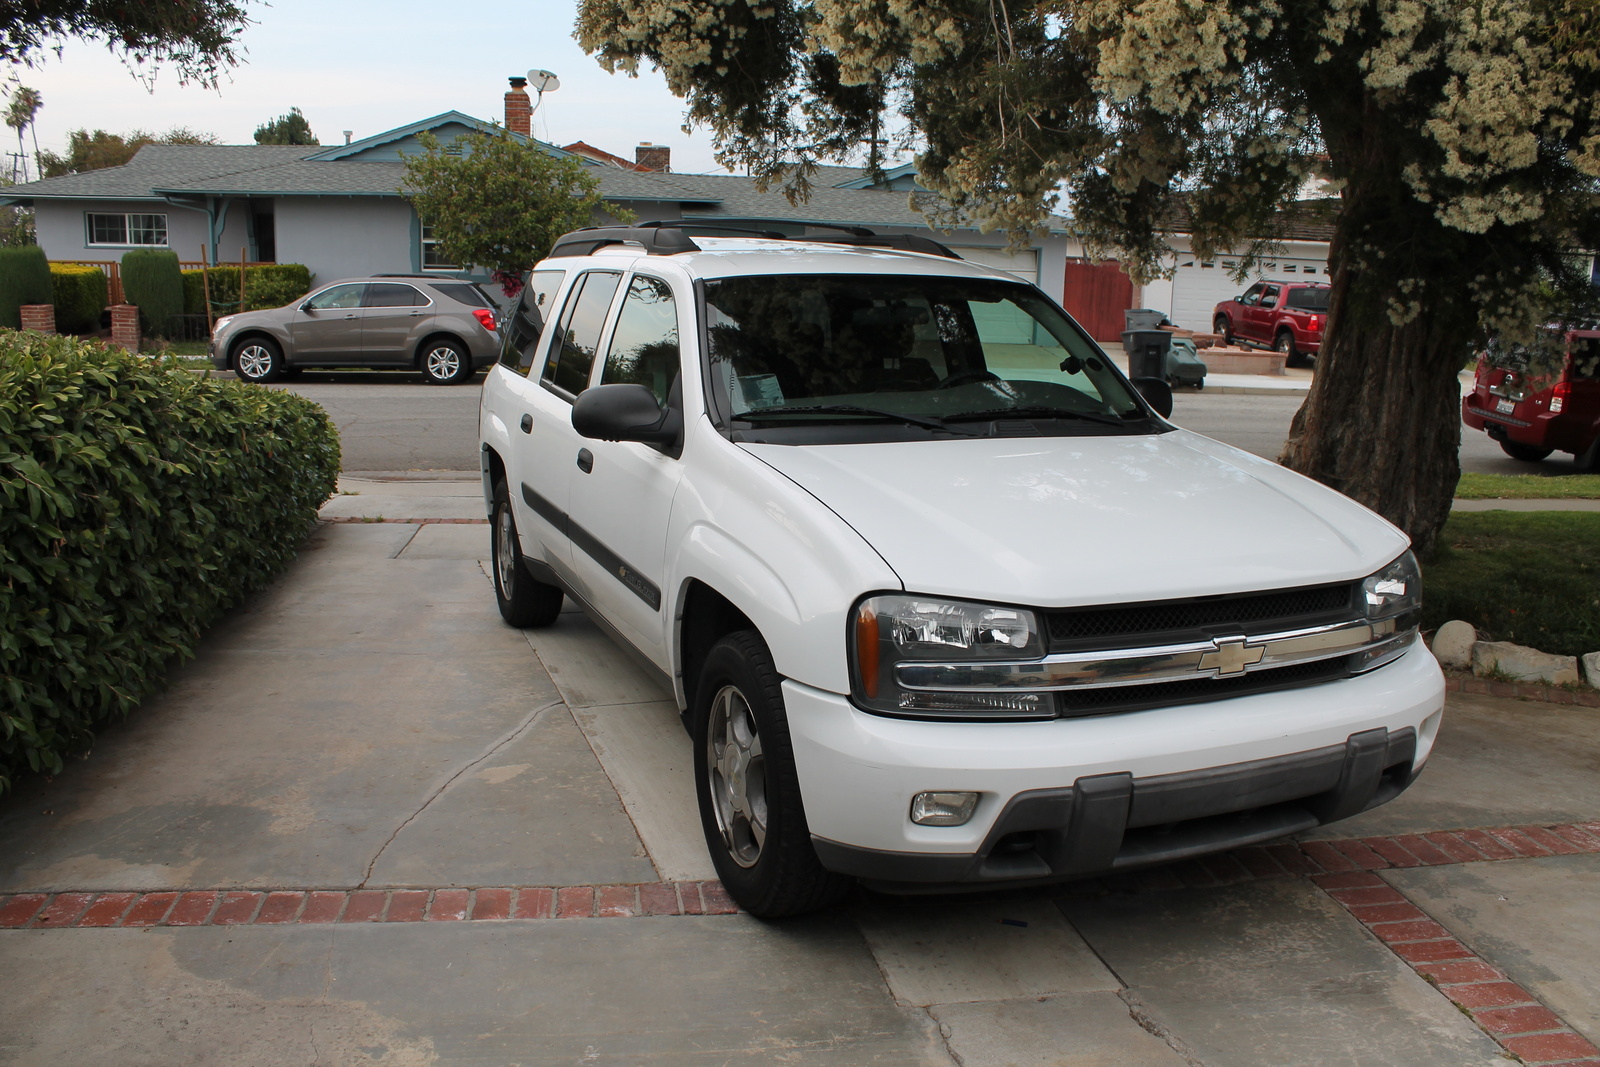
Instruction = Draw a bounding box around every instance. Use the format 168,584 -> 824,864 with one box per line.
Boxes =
526,70 -> 560,93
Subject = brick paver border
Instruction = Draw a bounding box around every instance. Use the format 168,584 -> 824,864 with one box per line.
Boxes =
5,822 -> 1598,1063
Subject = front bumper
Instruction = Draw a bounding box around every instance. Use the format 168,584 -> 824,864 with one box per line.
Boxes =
786,643 -> 1443,889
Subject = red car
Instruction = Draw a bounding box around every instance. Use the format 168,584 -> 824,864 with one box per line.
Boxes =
1212,280 -> 1330,367
1462,325 -> 1600,467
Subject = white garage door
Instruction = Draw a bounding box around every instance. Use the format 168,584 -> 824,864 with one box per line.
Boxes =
1168,255 -> 1329,332
950,246 -> 1040,282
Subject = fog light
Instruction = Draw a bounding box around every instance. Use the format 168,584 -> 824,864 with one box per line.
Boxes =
910,791 -> 979,826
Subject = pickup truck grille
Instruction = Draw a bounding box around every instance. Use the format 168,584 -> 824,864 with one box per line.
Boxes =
1045,582 -> 1358,649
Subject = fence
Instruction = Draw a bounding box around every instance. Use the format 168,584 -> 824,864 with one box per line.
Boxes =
54,259 -> 274,307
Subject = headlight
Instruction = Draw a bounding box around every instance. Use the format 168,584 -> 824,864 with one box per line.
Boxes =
852,595 -> 1051,720
1353,550 -> 1423,672
212,315 -> 235,335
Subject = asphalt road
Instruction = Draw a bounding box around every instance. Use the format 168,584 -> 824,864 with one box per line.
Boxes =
265,369 -> 1587,479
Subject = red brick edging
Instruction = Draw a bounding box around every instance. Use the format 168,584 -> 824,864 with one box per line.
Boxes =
1443,670 -> 1600,708
322,517 -> 490,525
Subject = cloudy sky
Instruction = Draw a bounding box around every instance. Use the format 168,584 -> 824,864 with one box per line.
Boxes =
2,0 -> 777,176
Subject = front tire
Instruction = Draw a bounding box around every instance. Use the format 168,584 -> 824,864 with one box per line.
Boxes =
421,338 -> 472,385
233,337 -> 284,383
491,478 -> 563,627
694,631 -> 850,918
1213,315 -> 1233,345
1499,440 -> 1553,463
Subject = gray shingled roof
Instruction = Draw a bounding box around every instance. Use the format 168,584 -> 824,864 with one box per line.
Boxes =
7,144 -> 315,198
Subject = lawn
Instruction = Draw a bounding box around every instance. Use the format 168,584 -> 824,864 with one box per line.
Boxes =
1455,471 -> 1600,500
1423,511 -> 1600,657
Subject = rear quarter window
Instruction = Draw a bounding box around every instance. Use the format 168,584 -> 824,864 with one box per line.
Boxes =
431,282 -> 493,308
1285,288 -> 1330,311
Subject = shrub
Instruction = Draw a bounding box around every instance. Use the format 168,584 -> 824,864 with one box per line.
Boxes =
120,249 -> 185,338
182,264 -> 313,317
0,246 -> 54,330
0,331 -> 341,793
49,264 -> 109,334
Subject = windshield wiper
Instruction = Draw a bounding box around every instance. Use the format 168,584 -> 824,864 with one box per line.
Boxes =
942,405 -> 1130,427
736,405 -> 982,436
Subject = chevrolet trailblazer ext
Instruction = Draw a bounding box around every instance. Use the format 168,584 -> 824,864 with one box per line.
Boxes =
478,223 -> 1443,918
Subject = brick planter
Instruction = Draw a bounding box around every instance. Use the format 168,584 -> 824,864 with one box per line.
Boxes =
19,304 -> 55,334
109,304 -> 140,353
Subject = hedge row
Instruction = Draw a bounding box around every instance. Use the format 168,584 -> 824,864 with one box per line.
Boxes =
0,246 -> 52,330
50,265 -> 108,334
0,331 -> 341,793
182,264 -> 313,317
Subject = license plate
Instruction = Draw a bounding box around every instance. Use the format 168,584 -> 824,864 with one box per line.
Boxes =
1496,399 -> 1516,414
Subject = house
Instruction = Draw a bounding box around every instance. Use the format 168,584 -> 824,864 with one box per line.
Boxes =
1,80 -> 1077,311
4,77 -> 1335,336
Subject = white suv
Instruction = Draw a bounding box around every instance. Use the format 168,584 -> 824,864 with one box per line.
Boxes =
478,223 -> 1444,918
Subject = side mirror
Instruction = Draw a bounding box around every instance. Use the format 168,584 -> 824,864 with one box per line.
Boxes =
572,383 -> 680,445
1131,376 -> 1173,419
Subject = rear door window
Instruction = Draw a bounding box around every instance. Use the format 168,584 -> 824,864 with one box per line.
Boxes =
364,282 -> 428,308
541,271 -> 622,397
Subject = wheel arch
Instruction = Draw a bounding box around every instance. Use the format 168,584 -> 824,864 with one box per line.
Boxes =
414,331 -> 469,366
228,329 -> 284,358
675,579 -> 757,722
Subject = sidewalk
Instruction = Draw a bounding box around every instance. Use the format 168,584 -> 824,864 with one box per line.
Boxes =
0,479 -> 1596,1066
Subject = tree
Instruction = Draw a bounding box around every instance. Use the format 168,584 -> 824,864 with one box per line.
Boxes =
578,0 -> 1600,555
401,129 -> 631,296
38,127 -> 219,177
5,86 -> 41,181
0,0 -> 249,87
254,107 -> 318,146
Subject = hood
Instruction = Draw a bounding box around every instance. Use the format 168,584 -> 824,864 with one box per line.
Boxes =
741,429 -> 1409,606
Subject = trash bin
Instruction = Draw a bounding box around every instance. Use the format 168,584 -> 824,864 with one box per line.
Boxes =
1164,335 -> 1207,389
1121,329 -> 1172,379
1124,308 -> 1170,332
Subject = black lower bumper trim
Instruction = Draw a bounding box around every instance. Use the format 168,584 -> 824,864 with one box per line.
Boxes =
813,727 -> 1420,891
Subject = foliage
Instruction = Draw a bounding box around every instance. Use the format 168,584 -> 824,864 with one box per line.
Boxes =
119,249 -> 183,338
401,129 -> 630,295
1422,512 -> 1600,656
253,106 -> 319,146
0,0 -> 249,87
181,263 -> 313,316
577,0 -> 1600,555
1453,472 -> 1600,500
0,331 -> 340,794
38,126 -> 220,177
0,244 -> 52,329
48,263 -> 107,333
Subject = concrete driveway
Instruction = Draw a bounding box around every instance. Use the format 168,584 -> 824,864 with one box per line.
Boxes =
2,474 -> 1597,1066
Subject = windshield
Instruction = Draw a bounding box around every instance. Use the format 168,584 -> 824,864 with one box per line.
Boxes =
703,274 -> 1150,440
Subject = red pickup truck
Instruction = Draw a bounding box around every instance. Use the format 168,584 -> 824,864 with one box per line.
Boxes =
1461,325 -> 1600,468
1212,281 -> 1330,367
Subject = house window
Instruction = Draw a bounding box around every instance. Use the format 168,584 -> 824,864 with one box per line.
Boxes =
87,212 -> 168,247
421,223 -> 458,270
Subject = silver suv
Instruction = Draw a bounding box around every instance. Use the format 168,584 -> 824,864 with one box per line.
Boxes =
210,275 -> 501,385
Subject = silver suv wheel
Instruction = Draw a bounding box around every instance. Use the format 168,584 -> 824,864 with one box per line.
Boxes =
706,683 -> 767,868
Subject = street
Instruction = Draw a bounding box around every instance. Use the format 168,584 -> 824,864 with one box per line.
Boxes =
263,370 -> 1574,478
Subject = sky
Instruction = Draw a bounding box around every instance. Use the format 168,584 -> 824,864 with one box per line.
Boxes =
0,0 -> 782,177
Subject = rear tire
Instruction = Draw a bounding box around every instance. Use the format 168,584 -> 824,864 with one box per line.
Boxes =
1275,330 -> 1307,368
694,631 -> 850,918
421,338 -> 472,385
1499,440 -> 1553,463
491,478 -> 563,627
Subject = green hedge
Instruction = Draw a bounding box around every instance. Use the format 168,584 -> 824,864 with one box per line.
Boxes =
182,264 -> 313,316
0,246 -> 54,330
121,249 -> 184,338
0,331 -> 341,793
49,264 -> 109,334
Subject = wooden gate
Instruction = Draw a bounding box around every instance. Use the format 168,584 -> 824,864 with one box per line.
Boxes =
1061,260 -> 1134,342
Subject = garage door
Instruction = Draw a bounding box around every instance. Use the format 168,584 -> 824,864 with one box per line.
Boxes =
1168,255 -> 1329,333
950,246 -> 1040,282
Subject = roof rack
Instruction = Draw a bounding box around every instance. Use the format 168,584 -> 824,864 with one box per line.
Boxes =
545,222 -> 961,261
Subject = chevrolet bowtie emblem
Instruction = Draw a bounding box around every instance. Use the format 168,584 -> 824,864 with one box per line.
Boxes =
1199,636 -> 1265,676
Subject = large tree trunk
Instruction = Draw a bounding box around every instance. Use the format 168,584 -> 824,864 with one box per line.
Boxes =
1277,223 -> 1470,557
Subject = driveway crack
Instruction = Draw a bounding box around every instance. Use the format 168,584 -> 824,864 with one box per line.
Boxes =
358,697 -> 564,886
1117,988 -> 1206,1066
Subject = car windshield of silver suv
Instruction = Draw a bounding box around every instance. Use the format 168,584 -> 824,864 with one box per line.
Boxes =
702,274 -> 1162,441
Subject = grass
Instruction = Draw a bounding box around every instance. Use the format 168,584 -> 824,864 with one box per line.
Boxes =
1455,471 -> 1600,500
142,340 -> 210,357
1423,511 -> 1600,657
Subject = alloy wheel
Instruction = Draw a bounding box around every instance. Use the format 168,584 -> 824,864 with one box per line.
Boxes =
706,683 -> 767,868
494,502 -> 517,594
237,344 -> 274,379
425,345 -> 461,380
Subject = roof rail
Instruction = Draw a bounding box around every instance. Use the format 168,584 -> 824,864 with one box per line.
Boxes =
544,221 -> 963,261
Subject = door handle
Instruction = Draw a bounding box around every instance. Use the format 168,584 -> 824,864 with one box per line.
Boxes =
576,448 -> 594,474
519,413 -> 533,434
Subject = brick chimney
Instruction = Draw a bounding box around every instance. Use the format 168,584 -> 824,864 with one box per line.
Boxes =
635,143 -> 671,173
505,77 -> 531,137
